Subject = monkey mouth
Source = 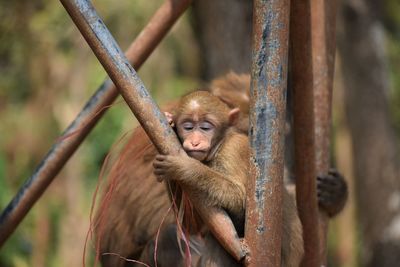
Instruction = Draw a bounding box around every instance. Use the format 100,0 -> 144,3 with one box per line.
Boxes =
187,150 -> 207,160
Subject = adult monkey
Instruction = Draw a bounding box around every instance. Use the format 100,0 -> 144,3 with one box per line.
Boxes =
97,73 -> 347,267
209,73 -> 347,217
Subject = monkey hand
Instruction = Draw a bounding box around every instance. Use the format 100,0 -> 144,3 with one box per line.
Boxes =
317,168 -> 348,217
153,150 -> 193,182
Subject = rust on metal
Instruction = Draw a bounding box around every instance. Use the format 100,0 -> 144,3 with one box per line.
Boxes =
0,0 -> 191,247
311,0 -> 338,263
290,0 -> 320,266
60,0 -> 180,154
245,0 -> 290,266
60,0 -> 246,261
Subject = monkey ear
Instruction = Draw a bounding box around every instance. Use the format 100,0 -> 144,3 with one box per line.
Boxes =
228,108 -> 240,126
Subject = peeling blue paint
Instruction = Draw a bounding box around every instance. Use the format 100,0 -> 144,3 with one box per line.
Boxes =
248,0 -> 289,239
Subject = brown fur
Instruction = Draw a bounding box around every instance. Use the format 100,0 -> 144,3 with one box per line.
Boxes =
96,72 -> 346,267
210,72 -> 250,134
152,91 -> 303,267
136,224 -> 204,267
198,192 -> 303,267
97,127 -> 173,267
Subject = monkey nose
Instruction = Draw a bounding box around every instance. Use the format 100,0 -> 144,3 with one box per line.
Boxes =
191,142 -> 200,147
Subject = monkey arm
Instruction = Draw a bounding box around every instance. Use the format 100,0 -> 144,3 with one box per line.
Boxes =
179,159 -> 246,216
179,132 -> 250,216
153,129 -> 250,218
284,168 -> 349,217
153,151 -> 246,216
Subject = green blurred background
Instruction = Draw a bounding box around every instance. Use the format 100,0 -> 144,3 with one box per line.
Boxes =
0,0 -> 400,266
0,1 -> 199,266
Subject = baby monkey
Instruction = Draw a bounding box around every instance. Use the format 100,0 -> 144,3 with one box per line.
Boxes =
153,91 -> 304,267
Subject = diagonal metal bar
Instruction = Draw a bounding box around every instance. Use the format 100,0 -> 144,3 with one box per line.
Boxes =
0,0 -> 191,247
311,0 -> 338,264
59,0 -> 246,262
60,0 -> 180,154
290,0 -> 320,266
245,0 -> 290,266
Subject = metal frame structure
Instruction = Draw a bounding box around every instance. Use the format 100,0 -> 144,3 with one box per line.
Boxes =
0,0 -> 337,265
310,0 -> 338,264
0,0 -> 193,248
290,1 -> 321,266
245,0 -> 290,265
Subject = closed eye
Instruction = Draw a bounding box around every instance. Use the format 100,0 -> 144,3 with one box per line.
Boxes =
182,122 -> 194,131
199,122 -> 214,131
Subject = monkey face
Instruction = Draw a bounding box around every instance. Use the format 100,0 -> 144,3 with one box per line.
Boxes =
174,90 -> 240,162
177,119 -> 216,161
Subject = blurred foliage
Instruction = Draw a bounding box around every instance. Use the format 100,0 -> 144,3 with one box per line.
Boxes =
0,0 -> 400,266
0,0 -> 199,266
385,0 -> 400,136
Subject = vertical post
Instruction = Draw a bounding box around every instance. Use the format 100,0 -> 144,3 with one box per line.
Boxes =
245,0 -> 290,266
59,0 -> 246,262
311,0 -> 338,264
290,0 -> 320,266
0,0 -> 192,247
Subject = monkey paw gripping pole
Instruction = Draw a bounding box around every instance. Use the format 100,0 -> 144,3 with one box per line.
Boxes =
59,0 -> 247,263
0,0 -> 191,248
291,0 -> 338,266
290,0 -> 339,266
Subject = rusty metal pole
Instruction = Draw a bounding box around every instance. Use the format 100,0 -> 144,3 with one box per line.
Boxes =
0,0 -> 191,247
245,0 -> 290,266
290,0 -> 320,266
60,0 -> 180,154
311,0 -> 338,264
59,0 -> 246,262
